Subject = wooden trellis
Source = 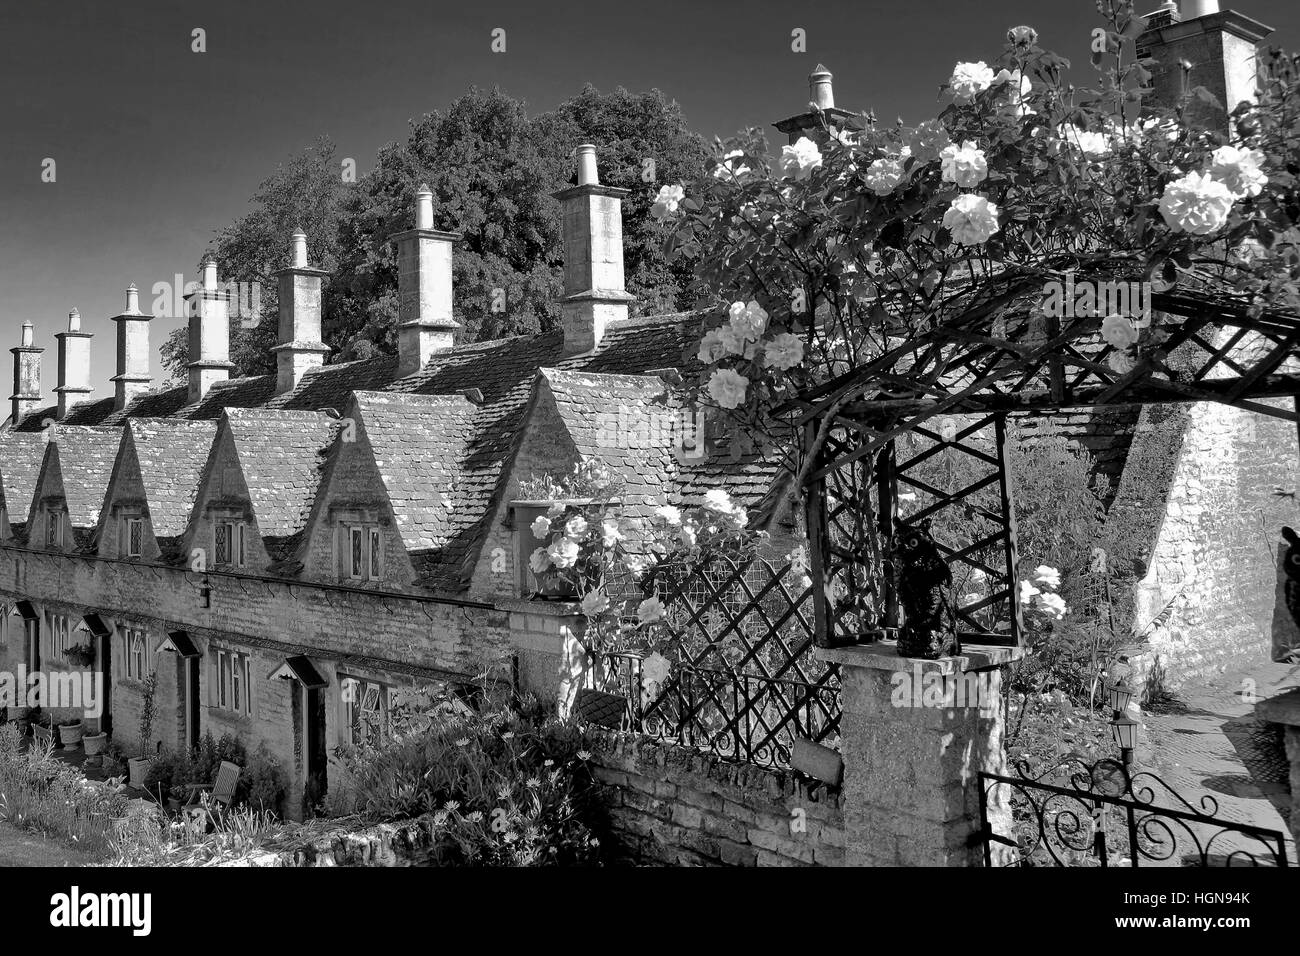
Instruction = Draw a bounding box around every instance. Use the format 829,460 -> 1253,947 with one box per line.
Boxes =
793,279 -> 1300,651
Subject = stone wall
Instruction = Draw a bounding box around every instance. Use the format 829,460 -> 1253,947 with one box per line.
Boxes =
1125,401 -> 1300,693
584,729 -> 845,866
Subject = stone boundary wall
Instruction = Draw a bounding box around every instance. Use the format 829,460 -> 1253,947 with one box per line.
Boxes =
583,729 -> 844,866
258,729 -> 845,867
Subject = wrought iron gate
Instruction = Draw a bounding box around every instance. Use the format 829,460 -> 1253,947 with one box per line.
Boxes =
979,756 -> 1290,867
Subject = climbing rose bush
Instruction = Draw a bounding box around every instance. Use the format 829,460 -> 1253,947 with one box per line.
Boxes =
651,0 -> 1300,464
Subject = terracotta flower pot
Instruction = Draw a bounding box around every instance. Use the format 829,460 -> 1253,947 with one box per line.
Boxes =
83,732 -> 108,756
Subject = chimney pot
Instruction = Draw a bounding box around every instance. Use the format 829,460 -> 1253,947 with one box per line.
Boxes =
576,145 -> 599,186
810,64 -> 835,109
416,185 -> 434,230
68,309 -> 81,332
202,259 -> 218,291
21,320 -> 33,348
125,284 -> 140,315
291,229 -> 308,268
1181,0 -> 1219,18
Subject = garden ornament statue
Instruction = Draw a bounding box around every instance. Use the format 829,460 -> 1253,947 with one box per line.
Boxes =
891,519 -> 960,660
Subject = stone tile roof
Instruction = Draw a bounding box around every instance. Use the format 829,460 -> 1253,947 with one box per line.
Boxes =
0,431 -> 49,537
351,391 -> 480,589
44,426 -> 123,546
223,408 -> 338,561
538,368 -> 682,516
125,419 -> 219,549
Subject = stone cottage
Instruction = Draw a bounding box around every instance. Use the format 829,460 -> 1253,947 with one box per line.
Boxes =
0,1 -> 1294,824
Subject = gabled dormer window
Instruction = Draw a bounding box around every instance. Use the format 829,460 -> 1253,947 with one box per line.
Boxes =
122,516 -> 144,558
214,520 -> 246,568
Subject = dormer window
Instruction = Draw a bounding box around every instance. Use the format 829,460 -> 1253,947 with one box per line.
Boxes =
214,520 -> 246,568
123,516 -> 144,558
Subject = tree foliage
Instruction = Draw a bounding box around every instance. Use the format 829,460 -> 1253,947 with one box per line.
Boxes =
162,86 -> 707,380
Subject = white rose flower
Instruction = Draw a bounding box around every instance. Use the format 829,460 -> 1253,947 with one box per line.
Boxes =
703,489 -> 735,514
679,523 -> 698,549
961,592 -> 983,607
1157,170 -> 1234,235
656,505 -> 682,526
940,141 -> 989,188
942,193 -> 1000,245
697,327 -> 727,364
949,61 -> 995,104
1208,145 -> 1267,199
713,150 -> 751,180
529,515 -> 552,538
763,332 -> 805,370
601,519 -> 622,548
707,368 -> 750,409
564,515 -> 588,539
637,596 -> 664,625
580,590 -> 610,617
1018,580 -> 1041,605
864,156 -> 907,196
994,68 -> 1034,117
780,136 -> 823,180
1100,314 -> 1140,349
1031,565 -> 1062,590
1034,592 -> 1068,620
529,547 -> 552,574
546,501 -> 566,518
728,299 -> 769,340
546,537 -> 580,569
650,184 -> 686,219
1061,124 -> 1110,159
788,545 -> 809,575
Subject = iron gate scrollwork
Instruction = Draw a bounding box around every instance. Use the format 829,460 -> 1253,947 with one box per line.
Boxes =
979,756 -> 1290,867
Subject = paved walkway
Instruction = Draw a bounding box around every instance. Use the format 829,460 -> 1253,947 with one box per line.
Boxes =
1136,660 -> 1298,866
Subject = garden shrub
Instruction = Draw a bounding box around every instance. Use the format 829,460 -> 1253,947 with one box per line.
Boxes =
326,686 -> 605,865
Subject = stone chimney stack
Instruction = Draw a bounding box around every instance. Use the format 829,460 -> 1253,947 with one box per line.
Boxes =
1137,3 -> 1272,131
9,320 -> 42,426
271,228 -> 331,395
54,309 -> 93,420
184,259 -> 234,403
110,284 -> 152,411
394,185 -> 461,376
773,64 -> 860,144
553,145 -> 634,356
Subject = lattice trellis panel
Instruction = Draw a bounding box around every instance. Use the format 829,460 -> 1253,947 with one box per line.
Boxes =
591,556 -> 839,769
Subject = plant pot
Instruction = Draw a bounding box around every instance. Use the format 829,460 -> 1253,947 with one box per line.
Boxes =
166,797 -> 182,812
127,757 -> 153,790
31,724 -> 53,747
83,732 -> 108,756
58,721 -> 85,749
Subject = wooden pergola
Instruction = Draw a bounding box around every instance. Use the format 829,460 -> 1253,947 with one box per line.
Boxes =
789,279 -> 1300,651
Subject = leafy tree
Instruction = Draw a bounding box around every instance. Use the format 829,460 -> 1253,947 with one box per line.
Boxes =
163,87 -> 708,377
161,136 -> 346,381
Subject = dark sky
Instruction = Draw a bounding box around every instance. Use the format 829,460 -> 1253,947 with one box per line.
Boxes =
2,0 -> 1298,397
